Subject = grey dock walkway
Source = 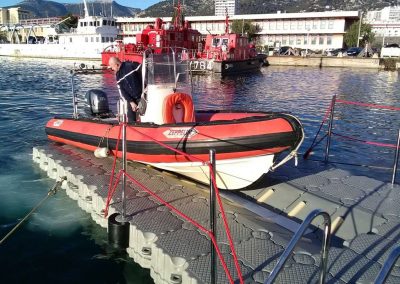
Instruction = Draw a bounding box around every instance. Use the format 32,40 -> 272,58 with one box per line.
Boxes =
32,144 -> 400,283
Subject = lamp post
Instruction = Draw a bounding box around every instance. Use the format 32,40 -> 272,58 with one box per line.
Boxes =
306,27 -> 310,56
357,11 -> 363,48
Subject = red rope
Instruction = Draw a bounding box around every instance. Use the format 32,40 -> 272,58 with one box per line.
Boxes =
103,124 -> 244,283
332,132 -> 399,148
208,164 -> 244,284
104,124 -> 122,217
336,99 -> 400,111
123,170 -> 235,284
128,125 -> 206,164
127,125 -> 243,282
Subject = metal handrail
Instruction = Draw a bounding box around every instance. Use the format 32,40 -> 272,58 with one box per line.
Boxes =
265,209 -> 332,284
374,246 -> 400,284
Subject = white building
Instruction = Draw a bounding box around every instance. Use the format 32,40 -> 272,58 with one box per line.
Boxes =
215,0 -> 238,16
365,6 -> 400,41
117,11 -> 359,51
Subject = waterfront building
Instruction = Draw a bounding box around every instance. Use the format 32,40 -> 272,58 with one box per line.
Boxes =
117,10 -> 359,51
365,6 -> 400,45
0,7 -> 30,25
215,0 -> 238,16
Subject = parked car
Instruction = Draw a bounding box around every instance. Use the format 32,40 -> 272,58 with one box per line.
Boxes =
345,47 -> 363,56
327,48 -> 346,56
384,43 -> 399,48
276,46 -> 291,55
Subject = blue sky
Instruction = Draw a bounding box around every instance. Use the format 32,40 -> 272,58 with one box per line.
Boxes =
0,0 -> 161,10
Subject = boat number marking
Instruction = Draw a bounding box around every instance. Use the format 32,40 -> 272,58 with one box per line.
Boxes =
53,120 -> 64,127
163,128 -> 198,139
190,61 -> 213,70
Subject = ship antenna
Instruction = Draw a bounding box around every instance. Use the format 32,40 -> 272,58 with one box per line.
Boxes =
82,0 -> 89,17
225,8 -> 229,34
174,0 -> 182,28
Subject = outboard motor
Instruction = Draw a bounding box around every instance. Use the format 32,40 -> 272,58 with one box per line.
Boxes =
84,89 -> 110,117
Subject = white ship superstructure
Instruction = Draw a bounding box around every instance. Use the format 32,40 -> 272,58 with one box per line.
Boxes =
0,0 -> 119,60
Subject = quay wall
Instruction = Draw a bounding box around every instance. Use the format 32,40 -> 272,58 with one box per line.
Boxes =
266,56 -> 381,69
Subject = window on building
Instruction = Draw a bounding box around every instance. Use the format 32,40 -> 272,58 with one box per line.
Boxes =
269,21 -> 276,30
289,36 -> 294,45
277,21 -> 282,30
282,36 -> 287,45
319,36 -> 324,45
327,36 -> 332,45
283,21 -> 289,30
328,20 -> 334,29
290,21 -> 296,30
305,21 -> 311,30
102,37 -> 105,42
311,36 -> 317,45
312,20 -> 318,29
296,37 -> 302,45
320,20 -> 326,29
304,35 -> 308,44
90,22 -> 93,26
297,20 -> 304,30
70,37 -> 72,43
96,37 -> 99,42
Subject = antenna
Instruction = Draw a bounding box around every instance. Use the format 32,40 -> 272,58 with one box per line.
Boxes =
82,0 -> 89,17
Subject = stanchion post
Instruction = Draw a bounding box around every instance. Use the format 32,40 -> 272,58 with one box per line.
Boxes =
325,95 -> 336,163
71,71 -> 78,119
392,129 -> 400,185
122,110 -> 127,219
209,149 -> 217,284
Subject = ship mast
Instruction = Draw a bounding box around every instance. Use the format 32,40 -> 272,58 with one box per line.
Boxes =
225,8 -> 229,34
82,0 -> 89,18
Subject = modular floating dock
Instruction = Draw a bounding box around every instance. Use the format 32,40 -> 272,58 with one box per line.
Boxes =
32,144 -> 400,283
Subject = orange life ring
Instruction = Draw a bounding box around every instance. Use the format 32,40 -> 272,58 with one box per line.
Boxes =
163,93 -> 195,124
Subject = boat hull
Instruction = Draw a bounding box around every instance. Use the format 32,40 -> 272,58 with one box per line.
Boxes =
45,111 -> 303,189
0,43 -> 109,60
190,55 -> 267,75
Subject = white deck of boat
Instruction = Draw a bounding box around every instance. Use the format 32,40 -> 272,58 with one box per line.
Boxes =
32,144 -> 400,283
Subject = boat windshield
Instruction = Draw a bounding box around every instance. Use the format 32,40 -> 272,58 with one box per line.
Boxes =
143,48 -> 190,91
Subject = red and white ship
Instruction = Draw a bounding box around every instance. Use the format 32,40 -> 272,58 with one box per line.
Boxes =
101,4 -> 266,75
47,49 -> 302,190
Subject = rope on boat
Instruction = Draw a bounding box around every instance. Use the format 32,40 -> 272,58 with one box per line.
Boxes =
0,176 -> 67,246
303,99 -> 334,159
103,122 -> 244,284
271,114 -> 305,171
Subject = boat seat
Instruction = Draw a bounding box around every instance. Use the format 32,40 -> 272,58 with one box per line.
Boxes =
162,93 -> 195,124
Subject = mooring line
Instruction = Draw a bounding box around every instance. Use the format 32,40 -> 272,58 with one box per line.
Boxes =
0,176 -> 67,245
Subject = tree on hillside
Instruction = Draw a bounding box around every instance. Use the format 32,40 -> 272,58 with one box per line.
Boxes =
344,20 -> 375,48
230,19 -> 260,41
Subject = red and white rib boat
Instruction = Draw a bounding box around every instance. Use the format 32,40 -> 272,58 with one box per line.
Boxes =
46,49 -> 303,189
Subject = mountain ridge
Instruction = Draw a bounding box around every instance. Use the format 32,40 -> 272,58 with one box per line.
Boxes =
3,0 -> 400,18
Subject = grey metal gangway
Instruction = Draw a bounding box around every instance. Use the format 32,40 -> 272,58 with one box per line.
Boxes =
374,246 -> 400,284
265,209 -> 332,284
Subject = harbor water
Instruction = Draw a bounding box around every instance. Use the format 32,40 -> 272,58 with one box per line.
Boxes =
0,57 -> 400,283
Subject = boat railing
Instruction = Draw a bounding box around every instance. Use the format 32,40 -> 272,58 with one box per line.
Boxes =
374,246 -> 400,284
264,209 -> 332,284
